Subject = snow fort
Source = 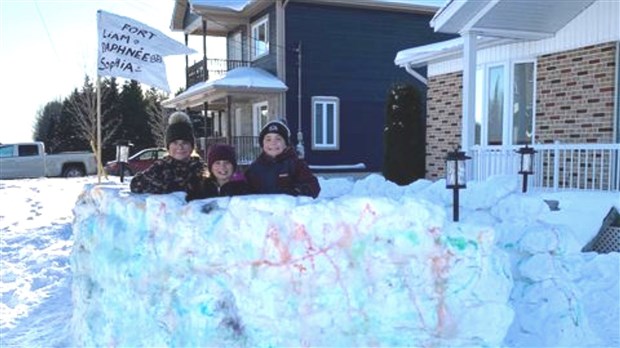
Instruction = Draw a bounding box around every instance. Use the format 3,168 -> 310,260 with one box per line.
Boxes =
70,178 -> 514,347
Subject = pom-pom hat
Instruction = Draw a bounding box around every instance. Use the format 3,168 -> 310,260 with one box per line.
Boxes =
165,111 -> 195,149
207,144 -> 237,172
259,120 -> 290,147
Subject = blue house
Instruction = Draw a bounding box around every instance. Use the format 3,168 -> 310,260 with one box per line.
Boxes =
164,0 -> 454,171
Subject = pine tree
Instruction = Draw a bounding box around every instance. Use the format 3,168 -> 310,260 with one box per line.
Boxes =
383,83 -> 425,185
56,92 -> 85,152
33,100 -> 63,153
119,80 -> 155,151
101,77 -> 123,162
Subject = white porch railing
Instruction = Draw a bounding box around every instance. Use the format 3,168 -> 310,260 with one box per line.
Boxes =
470,143 -> 620,191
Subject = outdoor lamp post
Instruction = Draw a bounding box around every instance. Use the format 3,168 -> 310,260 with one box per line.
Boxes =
516,144 -> 536,193
446,147 -> 471,222
116,140 -> 132,183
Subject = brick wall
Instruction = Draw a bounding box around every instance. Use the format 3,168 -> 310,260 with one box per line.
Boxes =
425,42 -> 617,181
426,71 -> 462,180
536,42 -> 616,143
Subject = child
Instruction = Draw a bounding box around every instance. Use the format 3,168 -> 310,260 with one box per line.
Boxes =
130,111 -> 206,201
245,120 -> 320,198
198,143 -> 251,197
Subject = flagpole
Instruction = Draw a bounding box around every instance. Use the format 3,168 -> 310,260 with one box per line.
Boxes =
96,75 -> 102,184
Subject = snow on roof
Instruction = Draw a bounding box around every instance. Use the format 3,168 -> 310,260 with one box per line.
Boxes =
163,67 -> 287,108
394,36 -> 516,68
190,0 -> 249,11
209,66 -> 287,90
394,37 -> 463,68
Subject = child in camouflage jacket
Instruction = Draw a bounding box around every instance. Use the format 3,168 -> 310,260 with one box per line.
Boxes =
130,111 -> 206,201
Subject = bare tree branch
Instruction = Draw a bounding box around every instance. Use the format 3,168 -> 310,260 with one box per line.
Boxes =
145,90 -> 170,148
65,79 -> 120,150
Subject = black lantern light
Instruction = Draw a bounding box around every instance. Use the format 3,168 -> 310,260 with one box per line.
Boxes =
115,140 -> 133,183
445,147 -> 471,222
516,144 -> 536,193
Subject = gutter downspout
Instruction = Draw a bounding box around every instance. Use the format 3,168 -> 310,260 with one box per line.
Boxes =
404,64 -> 428,86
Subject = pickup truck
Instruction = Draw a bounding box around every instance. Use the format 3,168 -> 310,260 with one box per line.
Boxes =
0,142 -> 97,179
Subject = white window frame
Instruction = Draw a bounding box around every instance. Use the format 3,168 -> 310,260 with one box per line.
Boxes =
311,96 -> 339,150
250,16 -> 269,61
475,59 -> 536,146
252,101 -> 269,137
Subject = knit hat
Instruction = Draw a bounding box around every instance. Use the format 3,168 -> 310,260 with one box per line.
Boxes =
259,120 -> 290,147
207,144 -> 237,172
165,111 -> 195,149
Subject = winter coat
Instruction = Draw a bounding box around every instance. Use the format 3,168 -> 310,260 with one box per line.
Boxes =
245,147 -> 320,198
195,177 -> 252,198
129,155 -> 206,201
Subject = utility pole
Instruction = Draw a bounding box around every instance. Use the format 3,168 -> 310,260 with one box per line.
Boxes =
294,41 -> 304,159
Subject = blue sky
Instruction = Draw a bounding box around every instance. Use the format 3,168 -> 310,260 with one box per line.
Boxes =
0,0 -> 445,143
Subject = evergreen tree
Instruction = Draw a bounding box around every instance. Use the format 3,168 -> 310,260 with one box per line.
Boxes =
33,100 -> 63,153
34,77 -> 169,158
119,80 -> 154,151
100,77 -> 122,162
56,91 -> 85,152
383,83 -> 425,185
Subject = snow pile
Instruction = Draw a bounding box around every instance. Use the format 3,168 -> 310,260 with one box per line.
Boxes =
70,177 -> 514,347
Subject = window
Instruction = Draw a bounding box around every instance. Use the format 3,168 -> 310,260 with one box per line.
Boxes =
475,61 -> 535,145
487,65 -> 505,145
253,101 -> 269,137
230,31 -> 242,62
512,62 -> 534,145
18,144 -> 40,157
0,145 -> 15,158
312,97 -> 339,150
251,16 -> 269,60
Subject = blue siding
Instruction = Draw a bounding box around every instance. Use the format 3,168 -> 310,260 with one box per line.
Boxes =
284,3 -> 455,171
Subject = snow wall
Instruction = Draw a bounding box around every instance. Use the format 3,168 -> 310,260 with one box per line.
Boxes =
69,179 -> 515,347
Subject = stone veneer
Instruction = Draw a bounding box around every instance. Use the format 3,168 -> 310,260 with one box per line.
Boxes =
425,42 -> 617,180
536,42 -> 616,144
426,71 -> 463,180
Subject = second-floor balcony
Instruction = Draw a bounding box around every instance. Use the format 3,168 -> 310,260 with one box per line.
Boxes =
187,58 -> 250,88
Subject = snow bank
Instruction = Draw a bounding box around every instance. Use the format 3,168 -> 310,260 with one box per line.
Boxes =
70,178 -> 514,347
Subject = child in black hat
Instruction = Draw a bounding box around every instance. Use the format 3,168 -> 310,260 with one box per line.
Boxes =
130,111 -> 207,201
194,143 -> 251,198
245,119 -> 320,198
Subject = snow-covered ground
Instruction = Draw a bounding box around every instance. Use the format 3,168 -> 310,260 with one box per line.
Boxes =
1,174 -> 618,347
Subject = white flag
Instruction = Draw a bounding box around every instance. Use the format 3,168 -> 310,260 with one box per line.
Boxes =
97,10 -> 196,92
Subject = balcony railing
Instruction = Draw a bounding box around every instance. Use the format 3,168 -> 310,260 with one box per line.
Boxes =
187,58 -> 250,87
198,136 -> 261,166
470,142 -> 620,191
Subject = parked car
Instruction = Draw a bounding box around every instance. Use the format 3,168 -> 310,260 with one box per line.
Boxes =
104,148 -> 167,176
0,142 -> 97,179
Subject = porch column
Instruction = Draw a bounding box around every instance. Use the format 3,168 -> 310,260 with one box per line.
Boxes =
184,34 -> 189,89
227,96 -> 232,140
202,20 -> 210,149
461,31 -> 477,152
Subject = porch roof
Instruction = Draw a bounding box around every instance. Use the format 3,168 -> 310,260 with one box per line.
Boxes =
395,0 -> 597,68
162,67 -> 288,110
431,0 -> 596,40
394,36 -> 516,68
